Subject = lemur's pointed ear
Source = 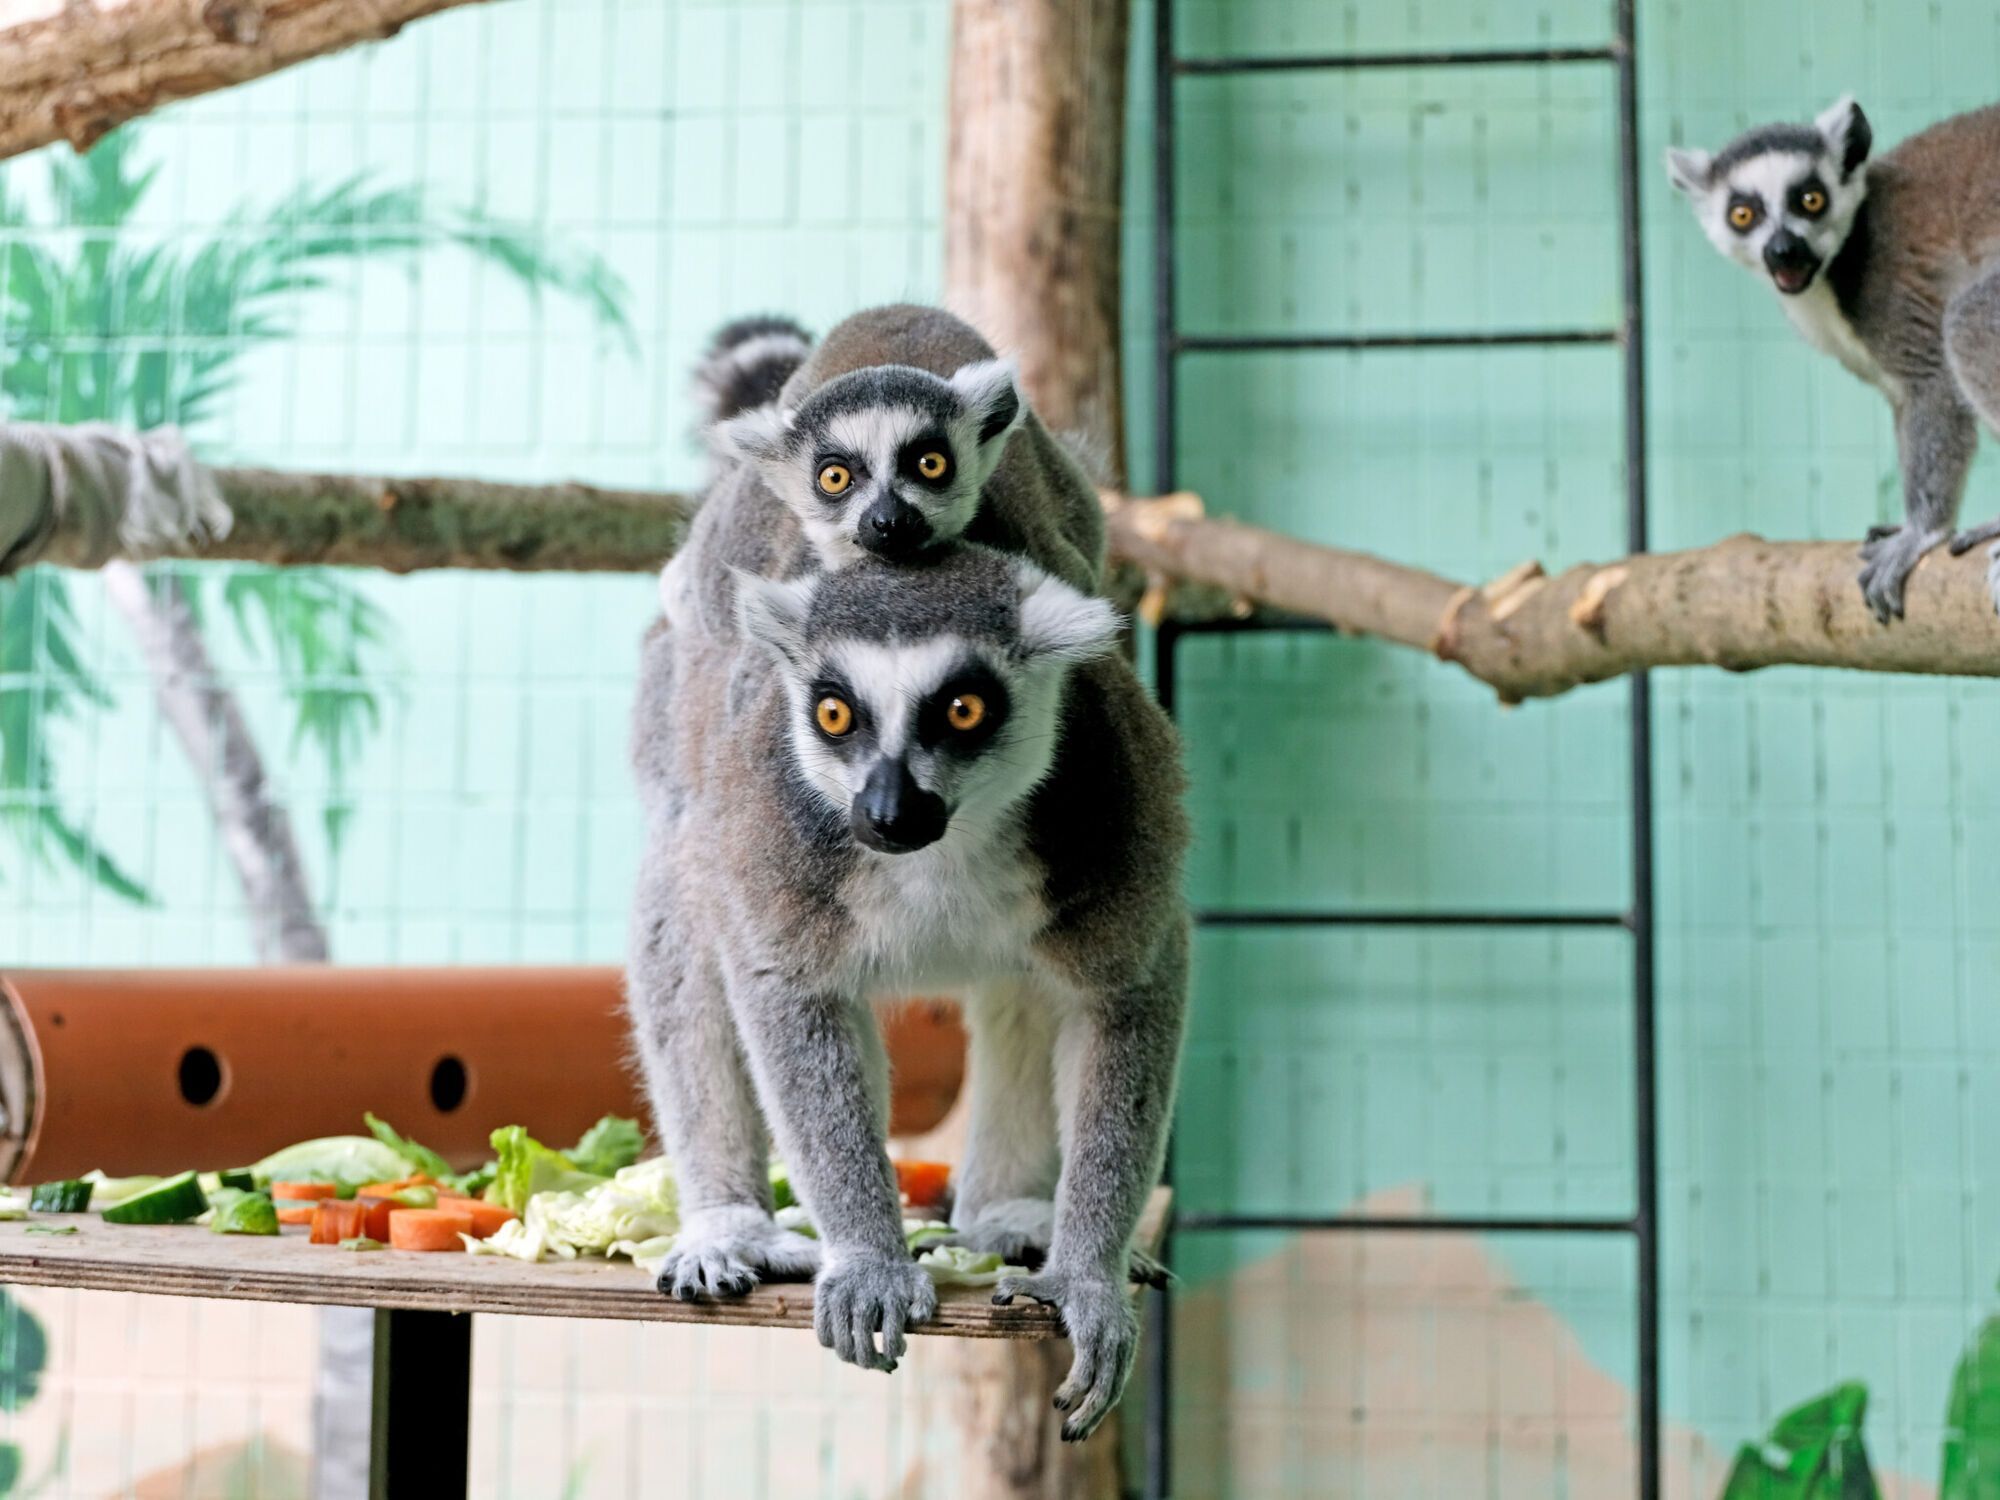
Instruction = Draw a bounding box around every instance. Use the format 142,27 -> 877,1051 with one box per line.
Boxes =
949,358 -> 1026,452
1817,94 -> 1872,179
1664,146 -> 1713,195
734,569 -> 818,664
716,404 -> 794,464
1014,563 -> 1120,665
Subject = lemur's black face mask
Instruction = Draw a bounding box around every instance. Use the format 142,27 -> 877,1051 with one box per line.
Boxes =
1763,229 -> 1820,295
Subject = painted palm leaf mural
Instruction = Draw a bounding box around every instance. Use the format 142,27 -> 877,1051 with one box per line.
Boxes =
0,127 -> 630,923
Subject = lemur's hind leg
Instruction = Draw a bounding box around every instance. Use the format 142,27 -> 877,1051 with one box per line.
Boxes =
931,982 -> 1168,1289
627,874 -> 819,1299
1940,269 -> 2000,611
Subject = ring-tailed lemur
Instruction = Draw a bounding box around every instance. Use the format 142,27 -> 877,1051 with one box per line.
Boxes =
1668,97 -> 2000,621
626,537 -> 1188,1441
706,303 -> 1106,593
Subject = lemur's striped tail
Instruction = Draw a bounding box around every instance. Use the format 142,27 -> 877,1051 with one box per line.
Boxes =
693,315 -> 813,428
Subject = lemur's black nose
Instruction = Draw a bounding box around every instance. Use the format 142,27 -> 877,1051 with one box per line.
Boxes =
852,759 -> 947,854
1763,230 -> 1820,292
859,496 -> 931,557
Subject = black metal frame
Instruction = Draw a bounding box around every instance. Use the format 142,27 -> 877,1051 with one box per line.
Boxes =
1144,3 -> 1657,1497
370,1308 -> 473,1498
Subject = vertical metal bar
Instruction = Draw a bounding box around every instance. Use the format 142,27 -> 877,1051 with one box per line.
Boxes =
370,1308 -> 471,1500
1145,0 -> 1179,1487
1152,0 -> 1178,498
1613,3 -> 1661,1498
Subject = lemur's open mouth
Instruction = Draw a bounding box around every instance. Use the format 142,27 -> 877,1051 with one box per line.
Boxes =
1770,261 -> 1818,295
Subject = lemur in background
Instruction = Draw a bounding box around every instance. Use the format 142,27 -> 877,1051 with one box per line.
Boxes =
627,540 -> 1189,1441
1668,98 -> 2000,622
705,303 -> 1106,594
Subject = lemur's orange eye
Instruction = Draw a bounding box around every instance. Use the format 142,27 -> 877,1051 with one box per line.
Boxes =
1800,188 -> 1826,214
946,693 -> 986,732
817,464 -> 852,496
816,696 -> 854,736
1728,202 -> 1758,231
917,450 -> 950,480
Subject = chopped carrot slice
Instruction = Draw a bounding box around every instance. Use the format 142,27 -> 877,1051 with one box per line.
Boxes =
434,1198 -> 517,1240
387,1209 -> 474,1252
355,1195 -> 399,1242
894,1160 -> 952,1211
276,1204 -> 316,1226
271,1181 -> 338,1202
310,1199 -> 368,1246
355,1174 -> 437,1198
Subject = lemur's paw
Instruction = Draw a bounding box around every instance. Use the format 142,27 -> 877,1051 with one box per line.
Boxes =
655,1206 -> 821,1303
813,1251 -> 937,1373
1858,524 -> 1949,623
936,1200 -> 1171,1287
991,1270 -> 1139,1441
935,1197 -> 1055,1265
1949,518 -> 2000,556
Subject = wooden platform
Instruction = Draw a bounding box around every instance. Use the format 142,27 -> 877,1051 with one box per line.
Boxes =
0,1188 -> 1170,1340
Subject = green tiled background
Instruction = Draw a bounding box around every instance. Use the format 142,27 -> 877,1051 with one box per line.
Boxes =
4,0 -> 1999,1494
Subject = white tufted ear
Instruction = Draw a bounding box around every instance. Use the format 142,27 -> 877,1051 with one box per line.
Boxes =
715,404 -> 795,464
1815,94 -> 1872,180
734,569 -> 818,664
948,357 -> 1026,461
1014,562 -> 1120,665
1664,146 -> 1713,196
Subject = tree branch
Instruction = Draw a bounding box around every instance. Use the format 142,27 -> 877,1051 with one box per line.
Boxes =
1102,496 -> 2000,701
23,452 -> 2000,701
0,0 -> 496,161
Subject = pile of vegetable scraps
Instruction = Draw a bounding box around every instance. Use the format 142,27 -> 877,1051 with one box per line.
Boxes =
5,1117 -> 1014,1286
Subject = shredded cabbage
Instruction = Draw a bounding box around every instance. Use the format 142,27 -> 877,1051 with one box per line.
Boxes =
914,1246 -> 1025,1286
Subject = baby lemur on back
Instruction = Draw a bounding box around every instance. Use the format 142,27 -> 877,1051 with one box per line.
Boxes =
1669,97 -> 2000,621
710,302 -> 1106,593
627,315 -> 1188,1441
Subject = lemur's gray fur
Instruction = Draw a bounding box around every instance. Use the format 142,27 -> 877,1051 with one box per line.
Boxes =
627,446 -> 1189,1439
706,303 -> 1106,593
1669,97 -> 2000,621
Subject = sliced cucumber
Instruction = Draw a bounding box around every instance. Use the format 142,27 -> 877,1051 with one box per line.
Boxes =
101,1170 -> 208,1225
215,1168 -> 257,1193
30,1180 -> 92,1213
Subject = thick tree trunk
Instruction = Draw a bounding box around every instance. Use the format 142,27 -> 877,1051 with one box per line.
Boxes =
944,0 -> 1131,476
941,2 -> 1135,1496
0,0 -> 496,160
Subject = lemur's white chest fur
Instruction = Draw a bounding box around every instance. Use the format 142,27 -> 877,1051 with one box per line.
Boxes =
1781,280 -> 1903,402
843,827 -> 1046,991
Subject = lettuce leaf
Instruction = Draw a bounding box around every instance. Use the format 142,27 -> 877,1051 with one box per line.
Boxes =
252,1136 -> 411,1193
566,1116 -> 644,1178
363,1113 -> 455,1182
488,1126 -> 605,1213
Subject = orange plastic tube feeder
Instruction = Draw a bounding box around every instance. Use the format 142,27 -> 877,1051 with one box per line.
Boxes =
0,969 -> 966,1184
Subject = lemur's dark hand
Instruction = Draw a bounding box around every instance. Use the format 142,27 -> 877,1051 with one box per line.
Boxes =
992,1270 -> 1139,1442
1858,523 -> 1949,623
814,1250 -> 937,1373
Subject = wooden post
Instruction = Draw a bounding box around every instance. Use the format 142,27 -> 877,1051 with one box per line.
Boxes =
941,2 -> 1135,1496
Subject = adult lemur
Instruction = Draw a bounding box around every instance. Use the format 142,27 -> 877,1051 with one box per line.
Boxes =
627,319 -> 1188,1440
1668,98 -> 2000,622
707,303 -> 1106,592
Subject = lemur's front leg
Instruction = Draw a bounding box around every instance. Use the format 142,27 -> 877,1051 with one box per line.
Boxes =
1859,381 -> 1976,622
628,877 -> 819,1300
992,931 -> 1188,1442
726,964 -> 936,1373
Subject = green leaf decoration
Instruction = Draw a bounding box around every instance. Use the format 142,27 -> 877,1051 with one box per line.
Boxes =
1942,1315 -> 2000,1497
0,1290 -> 48,1416
1721,1382 -> 1881,1500
0,123 -> 631,901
